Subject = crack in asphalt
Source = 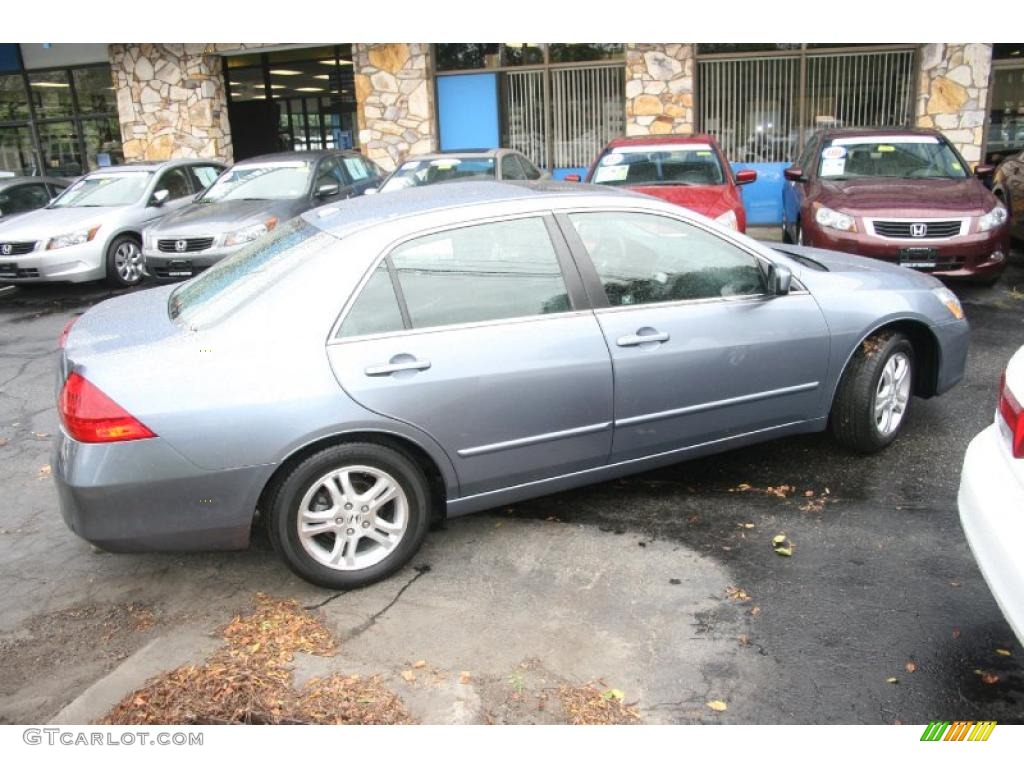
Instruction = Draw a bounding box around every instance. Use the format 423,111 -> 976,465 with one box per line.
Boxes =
337,564 -> 431,642
303,591 -> 348,610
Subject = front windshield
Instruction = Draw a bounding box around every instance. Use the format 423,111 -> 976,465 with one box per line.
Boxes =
50,172 -> 153,208
818,136 -> 969,180
591,145 -> 725,186
168,217 -> 334,328
379,157 -> 496,192
199,161 -> 313,202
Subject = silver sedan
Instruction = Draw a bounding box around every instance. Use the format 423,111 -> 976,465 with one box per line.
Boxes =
53,181 -> 969,588
0,159 -> 224,286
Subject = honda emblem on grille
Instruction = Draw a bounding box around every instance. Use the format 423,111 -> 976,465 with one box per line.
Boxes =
1,244 -> 11,256
910,223 -> 927,238
174,239 -> 187,253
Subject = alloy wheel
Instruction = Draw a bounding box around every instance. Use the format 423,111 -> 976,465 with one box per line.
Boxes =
295,465 -> 409,571
874,351 -> 911,436
114,241 -> 144,284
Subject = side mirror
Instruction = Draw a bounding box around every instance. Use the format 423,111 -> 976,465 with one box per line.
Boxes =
316,182 -> 340,199
564,174 -> 582,183
974,164 -> 995,178
150,189 -> 170,206
783,167 -> 805,183
769,263 -> 793,296
735,169 -> 758,185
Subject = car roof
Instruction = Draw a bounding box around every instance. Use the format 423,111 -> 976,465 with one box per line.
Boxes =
400,149 -> 507,161
307,180 -> 637,239
0,176 -> 69,189
817,127 -> 945,142
606,134 -> 719,149
235,150 -> 357,166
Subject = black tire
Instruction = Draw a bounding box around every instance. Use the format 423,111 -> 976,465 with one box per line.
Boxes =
104,234 -> 145,288
830,331 -> 915,454
794,221 -> 805,246
781,220 -> 794,244
268,442 -> 431,589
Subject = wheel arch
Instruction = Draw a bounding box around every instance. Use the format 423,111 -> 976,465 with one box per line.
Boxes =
256,429 -> 453,527
828,317 -> 942,411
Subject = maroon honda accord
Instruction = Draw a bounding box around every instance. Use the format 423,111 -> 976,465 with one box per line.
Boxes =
782,128 -> 1010,284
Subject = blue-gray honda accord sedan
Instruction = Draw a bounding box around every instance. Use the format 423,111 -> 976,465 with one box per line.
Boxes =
53,181 -> 969,588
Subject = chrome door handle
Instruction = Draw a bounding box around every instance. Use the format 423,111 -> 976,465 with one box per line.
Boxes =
617,331 -> 670,347
364,359 -> 432,376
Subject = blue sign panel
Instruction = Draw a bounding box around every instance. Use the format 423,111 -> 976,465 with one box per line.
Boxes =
436,73 -> 500,151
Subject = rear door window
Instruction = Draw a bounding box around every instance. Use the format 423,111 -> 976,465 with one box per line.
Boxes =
389,217 -> 572,330
337,263 -> 406,338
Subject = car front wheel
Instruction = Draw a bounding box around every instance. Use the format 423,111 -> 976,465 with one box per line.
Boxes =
105,235 -> 145,287
830,332 -> 915,453
268,442 -> 431,589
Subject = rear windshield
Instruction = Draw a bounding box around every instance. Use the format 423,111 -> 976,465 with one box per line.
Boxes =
168,217 -> 334,328
818,136 -> 969,180
591,145 -> 725,186
379,157 -> 496,192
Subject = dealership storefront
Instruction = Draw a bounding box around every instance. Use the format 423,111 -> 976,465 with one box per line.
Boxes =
1,42 -> 1022,225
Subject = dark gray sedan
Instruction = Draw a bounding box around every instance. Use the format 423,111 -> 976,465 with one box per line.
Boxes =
0,176 -> 70,222
142,150 -> 384,280
55,182 -> 968,589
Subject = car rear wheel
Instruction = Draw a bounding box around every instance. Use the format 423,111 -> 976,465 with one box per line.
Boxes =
830,332 -> 915,453
105,235 -> 144,287
268,442 -> 431,589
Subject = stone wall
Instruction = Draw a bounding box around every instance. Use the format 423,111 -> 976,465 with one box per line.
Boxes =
915,43 -> 992,164
353,43 -> 436,171
110,44 -> 234,163
624,44 -> 695,136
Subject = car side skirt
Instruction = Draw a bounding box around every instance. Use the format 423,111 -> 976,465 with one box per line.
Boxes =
446,416 -> 827,517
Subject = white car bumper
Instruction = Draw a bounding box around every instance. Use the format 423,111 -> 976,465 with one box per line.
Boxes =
958,423 -> 1024,645
0,240 -> 106,283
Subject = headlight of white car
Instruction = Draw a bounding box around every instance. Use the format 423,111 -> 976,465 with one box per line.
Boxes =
46,226 -> 100,250
931,286 -> 964,320
222,217 -> 278,247
978,205 -> 1008,232
714,210 -> 738,230
813,204 -> 856,233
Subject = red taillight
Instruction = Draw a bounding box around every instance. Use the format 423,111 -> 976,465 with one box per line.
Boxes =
58,372 -> 155,443
998,371 -> 1024,459
58,316 -> 78,349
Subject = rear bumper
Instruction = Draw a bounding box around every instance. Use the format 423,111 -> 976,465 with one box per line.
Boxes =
0,240 -> 106,283
804,224 -> 1009,281
52,429 -> 271,552
958,423 -> 1024,645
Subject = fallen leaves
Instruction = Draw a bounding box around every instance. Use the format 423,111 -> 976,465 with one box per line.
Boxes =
400,669 -> 416,683
101,593 -> 411,725
558,683 -> 640,725
995,648 -> 1012,657
905,661 -> 917,673
37,465 -> 51,479
459,671 -> 472,685
705,699 -> 728,712
886,677 -> 899,684
0,437 -> 8,447
975,670 -> 1001,685
725,586 -> 752,601
771,534 -> 794,557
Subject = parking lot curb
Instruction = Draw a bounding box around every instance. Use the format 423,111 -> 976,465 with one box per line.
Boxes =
49,628 -> 215,725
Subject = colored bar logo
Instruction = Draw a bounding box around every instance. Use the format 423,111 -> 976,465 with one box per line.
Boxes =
920,721 -> 996,741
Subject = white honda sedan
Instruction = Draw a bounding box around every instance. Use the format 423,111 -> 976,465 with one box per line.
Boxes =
958,345 -> 1024,644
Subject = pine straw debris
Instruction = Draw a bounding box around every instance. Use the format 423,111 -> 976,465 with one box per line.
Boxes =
557,683 -> 641,725
101,593 -> 411,725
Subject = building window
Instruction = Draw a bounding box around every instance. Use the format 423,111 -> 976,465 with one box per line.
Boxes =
223,45 -> 357,161
987,43 -> 1024,162
696,45 -> 916,164
0,56 -> 121,178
